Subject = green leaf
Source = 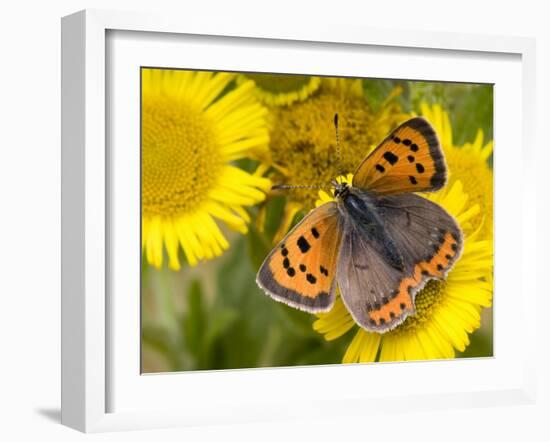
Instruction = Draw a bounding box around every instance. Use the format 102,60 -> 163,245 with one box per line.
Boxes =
203,308 -> 239,351
233,158 -> 260,174
181,279 -> 206,357
247,223 -> 272,270
363,79 -> 410,112
449,84 -> 493,145
363,79 -> 393,110
141,325 -> 182,371
273,303 -> 318,337
408,82 -> 493,147
263,195 -> 287,239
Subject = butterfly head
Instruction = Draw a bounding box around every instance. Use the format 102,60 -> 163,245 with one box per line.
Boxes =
332,179 -> 350,199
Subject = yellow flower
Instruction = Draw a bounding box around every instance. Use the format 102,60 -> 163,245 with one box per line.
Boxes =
420,103 -> 493,238
266,78 -> 406,241
238,74 -> 322,107
142,68 -> 271,270
313,177 -> 493,362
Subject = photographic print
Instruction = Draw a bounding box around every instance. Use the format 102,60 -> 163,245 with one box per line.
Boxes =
140,68 -> 493,372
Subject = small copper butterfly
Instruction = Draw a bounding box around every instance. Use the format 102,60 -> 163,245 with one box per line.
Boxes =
256,117 -> 463,333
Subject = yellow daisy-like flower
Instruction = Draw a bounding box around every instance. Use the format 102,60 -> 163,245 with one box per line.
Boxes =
420,103 -> 493,239
313,177 -> 493,362
238,73 -> 322,107
142,68 -> 271,270
266,78 -> 406,240
321,77 -> 365,98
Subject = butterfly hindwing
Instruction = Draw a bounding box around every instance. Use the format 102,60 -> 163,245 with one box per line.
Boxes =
352,117 -> 447,195
374,192 -> 463,281
336,190 -> 463,333
337,218 -> 411,332
256,202 -> 343,313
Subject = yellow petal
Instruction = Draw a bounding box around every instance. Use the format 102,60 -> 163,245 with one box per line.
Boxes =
162,219 -> 181,271
343,330 -> 367,364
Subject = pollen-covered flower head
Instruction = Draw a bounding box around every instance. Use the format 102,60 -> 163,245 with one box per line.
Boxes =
267,79 -> 405,210
141,68 -> 271,270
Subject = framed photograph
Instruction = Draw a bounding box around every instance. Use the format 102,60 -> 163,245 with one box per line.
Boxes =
61,9 -> 537,432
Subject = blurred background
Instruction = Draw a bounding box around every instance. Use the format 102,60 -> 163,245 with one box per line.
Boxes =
141,74 -> 493,373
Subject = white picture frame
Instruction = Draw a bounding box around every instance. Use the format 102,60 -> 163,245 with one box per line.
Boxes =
61,9 -> 537,433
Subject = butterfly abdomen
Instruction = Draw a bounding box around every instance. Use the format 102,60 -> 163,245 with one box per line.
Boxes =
340,190 -> 404,271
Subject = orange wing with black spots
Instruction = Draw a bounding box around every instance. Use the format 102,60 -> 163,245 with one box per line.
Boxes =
353,117 -> 447,195
256,202 -> 343,313
337,193 -> 463,333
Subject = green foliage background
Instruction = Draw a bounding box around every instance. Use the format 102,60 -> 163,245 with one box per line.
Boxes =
141,78 -> 493,373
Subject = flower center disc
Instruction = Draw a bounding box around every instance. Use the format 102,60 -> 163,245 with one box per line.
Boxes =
142,97 -> 221,217
270,93 -> 375,208
393,280 -> 444,334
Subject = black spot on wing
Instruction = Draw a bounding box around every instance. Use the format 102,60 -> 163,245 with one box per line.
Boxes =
383,151 -> 399,165
405,117 -> 446,190
306,274 -> 317,284
258,265 -> 332,311
311,227 -> 320,238
297,236 -> 310,253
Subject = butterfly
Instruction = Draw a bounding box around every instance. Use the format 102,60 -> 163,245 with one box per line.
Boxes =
256,117 -> 463,333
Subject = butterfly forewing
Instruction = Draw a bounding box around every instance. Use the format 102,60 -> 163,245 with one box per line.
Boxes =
352,117 -> 446,195
256,202 -> 343,313
337,191 -> 463,332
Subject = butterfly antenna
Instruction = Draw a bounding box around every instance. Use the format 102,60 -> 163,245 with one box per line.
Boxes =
334,113 -> 345,177
271,184 -> 330,191
272,114 -> 344,193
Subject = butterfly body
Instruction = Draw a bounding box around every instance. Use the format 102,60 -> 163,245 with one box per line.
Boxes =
336,185 -> 404,272
257,117 -> 463,333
